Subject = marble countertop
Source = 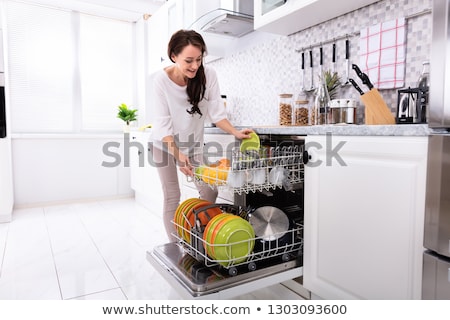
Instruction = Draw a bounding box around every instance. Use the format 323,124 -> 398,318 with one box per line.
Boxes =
205,124 -> 430,136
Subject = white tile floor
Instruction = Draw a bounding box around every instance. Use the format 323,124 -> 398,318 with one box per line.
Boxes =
0,197 -> 302,300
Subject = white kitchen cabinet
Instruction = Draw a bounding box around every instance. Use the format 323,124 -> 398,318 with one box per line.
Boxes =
129,131 -> 164,216
303,135 -> 428,299
12,134 -> 132,206
254,0 -> 380,35
147,3 -> 170,73
0,30 -> 4,73
147,0 -> 199,73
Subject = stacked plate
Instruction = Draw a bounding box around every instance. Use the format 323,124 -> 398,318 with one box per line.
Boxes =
203,213 -> 255,266
174,198 -> 222,243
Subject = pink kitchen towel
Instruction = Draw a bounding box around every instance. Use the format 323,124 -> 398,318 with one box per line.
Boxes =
359,17 -> 406,89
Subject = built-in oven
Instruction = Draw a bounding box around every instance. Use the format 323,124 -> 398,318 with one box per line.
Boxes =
148,134 -> 308,299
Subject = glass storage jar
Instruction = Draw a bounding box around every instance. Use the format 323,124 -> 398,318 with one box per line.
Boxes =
293,99 -> 310,126
279,93 -> 293,126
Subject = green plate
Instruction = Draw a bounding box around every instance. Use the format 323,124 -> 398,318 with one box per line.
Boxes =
240,132 -> 260,153
213,217 -> 255,266
208,215 -> 240,258
203,213 -> 233,257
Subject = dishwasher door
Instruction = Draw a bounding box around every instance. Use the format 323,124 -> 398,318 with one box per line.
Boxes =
148,243 -> 303,299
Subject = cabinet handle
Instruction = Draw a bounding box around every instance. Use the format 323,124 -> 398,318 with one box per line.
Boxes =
138,150 -> 142,155
302,150 -> 310,165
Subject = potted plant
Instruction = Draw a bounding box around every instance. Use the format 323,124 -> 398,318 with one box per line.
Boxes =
323,70 -> 342,100
117,103 -> 138,132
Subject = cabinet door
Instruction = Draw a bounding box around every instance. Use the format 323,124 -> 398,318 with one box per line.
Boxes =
129,132 -> 164,216
147,3 -> 169,73
254,0 -> 380,35
129,133 -> 145,191
303,135 -> 428,299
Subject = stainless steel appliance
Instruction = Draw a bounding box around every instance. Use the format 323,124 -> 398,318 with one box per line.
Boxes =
148,134 -> 307,299
189,0 -> 254,38
422,0 -> 450,300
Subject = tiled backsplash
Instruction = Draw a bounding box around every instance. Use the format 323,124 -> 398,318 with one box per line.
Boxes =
209,0 -> 432,126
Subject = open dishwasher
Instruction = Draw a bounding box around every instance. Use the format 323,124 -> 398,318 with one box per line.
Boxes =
148,134 -> 307,299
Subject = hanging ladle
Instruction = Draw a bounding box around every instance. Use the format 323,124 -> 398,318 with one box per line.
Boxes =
300,51 -> 306,93
306,48 -> 316,92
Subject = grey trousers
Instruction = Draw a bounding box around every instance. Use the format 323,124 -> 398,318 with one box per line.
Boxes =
151,146 -> 218,242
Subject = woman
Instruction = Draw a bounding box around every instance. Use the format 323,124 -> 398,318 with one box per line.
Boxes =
150,29 -> 252,241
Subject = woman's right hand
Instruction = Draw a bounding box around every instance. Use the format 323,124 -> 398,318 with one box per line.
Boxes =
177,153 -> 194,176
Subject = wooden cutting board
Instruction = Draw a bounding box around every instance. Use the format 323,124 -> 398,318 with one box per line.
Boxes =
360,88 -> 396,125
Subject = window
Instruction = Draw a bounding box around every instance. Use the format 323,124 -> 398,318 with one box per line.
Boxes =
79,14 -> 134,131
6,1 -> 135,133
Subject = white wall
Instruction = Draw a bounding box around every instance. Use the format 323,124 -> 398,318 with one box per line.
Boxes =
11,134 -> 132,206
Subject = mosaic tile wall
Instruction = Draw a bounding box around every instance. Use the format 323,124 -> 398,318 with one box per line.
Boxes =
209,0 -> 432,126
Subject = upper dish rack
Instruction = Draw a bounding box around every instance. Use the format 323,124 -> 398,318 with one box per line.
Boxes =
191,145 -> 304,195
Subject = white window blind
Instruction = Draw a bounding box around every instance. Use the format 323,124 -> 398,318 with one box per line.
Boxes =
6,1 -> 74,132
79,15 -> 134,131
6,1 -> 135,133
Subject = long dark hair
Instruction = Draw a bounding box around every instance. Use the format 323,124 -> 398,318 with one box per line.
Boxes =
168,30 -> 207,117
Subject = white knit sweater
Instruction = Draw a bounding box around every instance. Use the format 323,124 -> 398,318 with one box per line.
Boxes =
149,65 -> 227,155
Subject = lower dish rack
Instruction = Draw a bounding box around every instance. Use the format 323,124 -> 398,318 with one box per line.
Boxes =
173,203 -> 304,276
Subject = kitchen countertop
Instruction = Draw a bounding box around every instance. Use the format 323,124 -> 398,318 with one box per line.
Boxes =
205,124 -> 430,136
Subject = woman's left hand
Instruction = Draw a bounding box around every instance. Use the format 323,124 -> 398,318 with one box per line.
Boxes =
214,119 -> 254,140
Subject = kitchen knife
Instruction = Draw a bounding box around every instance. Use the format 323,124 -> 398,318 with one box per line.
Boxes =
349,78 -> 364,95
352,64 -> 374,89
351,64 -> 396,125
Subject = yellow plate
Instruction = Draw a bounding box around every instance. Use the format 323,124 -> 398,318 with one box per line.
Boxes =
175,198 -> 202,239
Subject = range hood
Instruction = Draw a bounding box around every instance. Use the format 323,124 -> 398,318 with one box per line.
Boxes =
189,0 -> 254,38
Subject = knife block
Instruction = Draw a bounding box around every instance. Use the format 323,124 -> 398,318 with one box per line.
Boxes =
360,89 -> 396,125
